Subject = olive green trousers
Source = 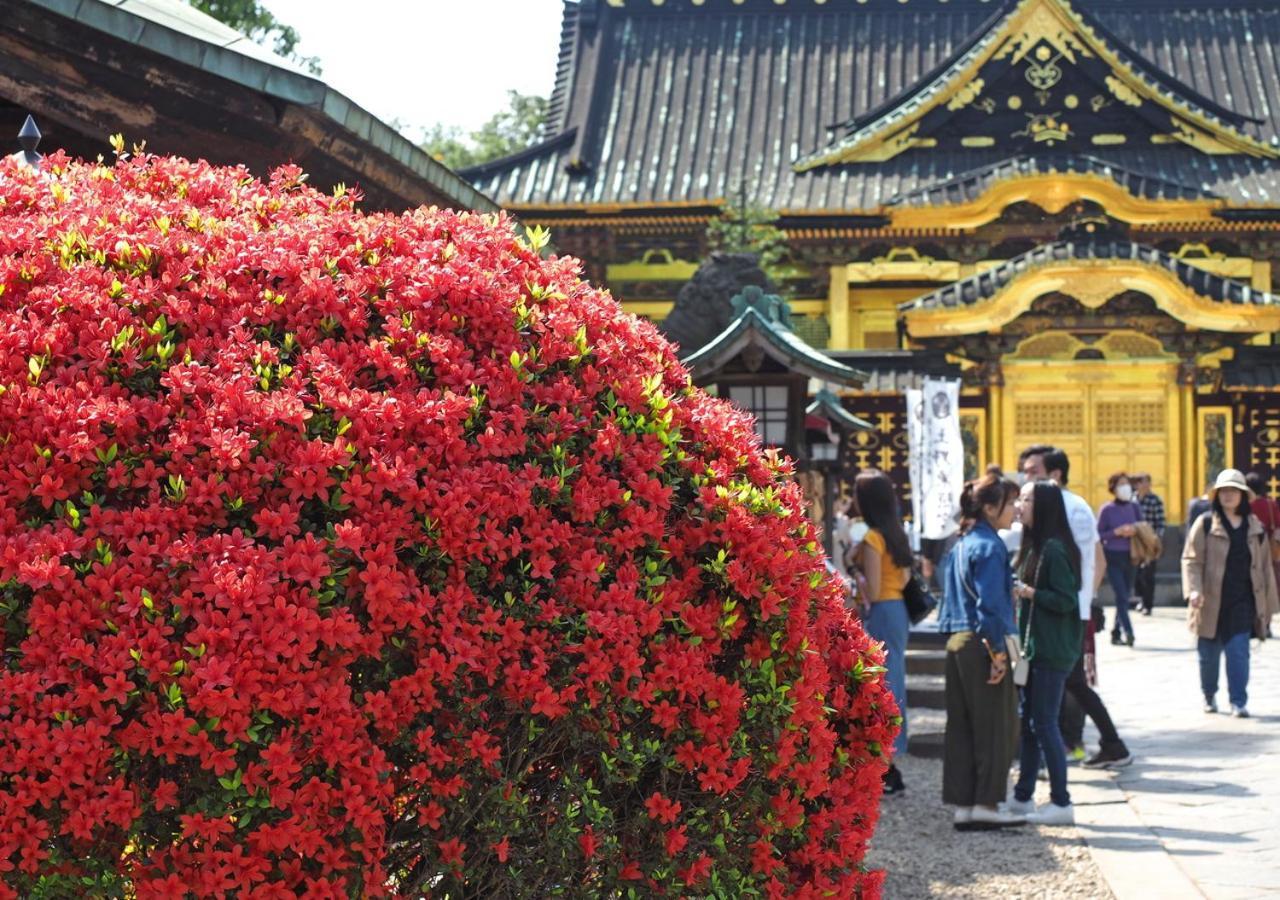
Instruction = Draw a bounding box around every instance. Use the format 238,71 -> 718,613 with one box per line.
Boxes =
942,631 -> 1019,808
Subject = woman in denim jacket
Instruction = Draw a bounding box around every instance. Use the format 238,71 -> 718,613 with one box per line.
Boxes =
937,472 -> 1024,830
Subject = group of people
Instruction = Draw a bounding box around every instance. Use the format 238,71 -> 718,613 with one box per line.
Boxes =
831,446 -> 1280,830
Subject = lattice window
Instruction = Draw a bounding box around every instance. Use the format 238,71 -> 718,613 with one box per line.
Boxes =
1015,402 -> 1085,435
792,314 -> 831,350
728,385 -> 790,446
1100,333 -> 1165,358
1097,402 -> 1164,434
1014,333 -> 1079,358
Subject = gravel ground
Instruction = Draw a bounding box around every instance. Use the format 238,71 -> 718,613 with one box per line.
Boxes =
864,755 -> 1114,899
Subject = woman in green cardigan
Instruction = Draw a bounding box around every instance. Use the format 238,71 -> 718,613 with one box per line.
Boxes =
1005,480 -> 1084,826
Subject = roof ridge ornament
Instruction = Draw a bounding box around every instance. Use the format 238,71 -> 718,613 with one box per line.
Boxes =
730,285 -> 794,330
11,115 -> 42,169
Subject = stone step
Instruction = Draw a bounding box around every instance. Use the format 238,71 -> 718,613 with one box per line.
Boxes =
907,730 -> 945,759
906,673 -> 946,710
906,648 -> 946,677
907,627 -> 947,649
905,706 -> 946,759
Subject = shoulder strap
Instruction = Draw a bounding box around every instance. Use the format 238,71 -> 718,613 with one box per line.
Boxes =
959,535 -> 979,603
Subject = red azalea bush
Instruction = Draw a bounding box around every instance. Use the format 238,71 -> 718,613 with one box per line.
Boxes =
0,149 -> 898,898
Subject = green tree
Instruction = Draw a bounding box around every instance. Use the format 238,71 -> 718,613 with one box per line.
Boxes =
189,0 -> 322,74
705,186 -> 789,272
421,91 -> 548,170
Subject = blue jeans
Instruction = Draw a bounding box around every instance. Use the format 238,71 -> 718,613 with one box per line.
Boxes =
1198,631 -> 1251,709
1104,549 -> 1135,638
1014,664 -> 1071,808
865,599 -> 909,757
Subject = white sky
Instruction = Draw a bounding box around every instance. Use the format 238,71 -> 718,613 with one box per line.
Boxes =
260,0 -> 565,138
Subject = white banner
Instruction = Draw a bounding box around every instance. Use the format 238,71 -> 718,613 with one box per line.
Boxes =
910,378 -> 963,541
906,387 -> 924,545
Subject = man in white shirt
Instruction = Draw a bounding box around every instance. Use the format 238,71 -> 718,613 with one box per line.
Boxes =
1018,445 -> 1133,769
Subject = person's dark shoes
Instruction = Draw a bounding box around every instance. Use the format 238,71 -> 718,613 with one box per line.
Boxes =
882,764 -> 905,795
1204,696 -> 1219,714
1082,745 -> 1134,769
1110,631 -> 1123,646
1125,632 -> 1135,647
1141,607 -> 1153,616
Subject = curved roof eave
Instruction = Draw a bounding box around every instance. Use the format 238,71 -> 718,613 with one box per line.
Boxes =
26,0 -> 497,213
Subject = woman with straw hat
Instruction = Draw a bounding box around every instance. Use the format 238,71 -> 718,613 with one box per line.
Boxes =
1182,469 -> 1280,717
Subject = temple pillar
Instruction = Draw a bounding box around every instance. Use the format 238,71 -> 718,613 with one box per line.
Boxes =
828,266 -> 849,349
985,361 -> 1005,470
1178,359 -> 1198,519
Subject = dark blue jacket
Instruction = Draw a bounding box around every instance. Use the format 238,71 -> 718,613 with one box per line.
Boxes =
938,521 -> 1016,650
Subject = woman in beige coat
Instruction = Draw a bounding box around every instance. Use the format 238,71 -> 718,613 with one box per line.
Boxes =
1182,469 -> 1280,717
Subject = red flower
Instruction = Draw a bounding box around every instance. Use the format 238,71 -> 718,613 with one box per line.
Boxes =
644,791 -> 682,824
0,151 -> 892,899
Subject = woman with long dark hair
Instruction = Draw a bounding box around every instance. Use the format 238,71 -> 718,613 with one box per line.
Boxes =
854,469 -> 913,794
1004,480 -> 1083,825
936,472 -> 1024,830
1183,469 -> 1280,717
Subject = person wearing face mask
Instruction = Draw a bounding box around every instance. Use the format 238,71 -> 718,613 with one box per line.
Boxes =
1097,473 -> 1141,647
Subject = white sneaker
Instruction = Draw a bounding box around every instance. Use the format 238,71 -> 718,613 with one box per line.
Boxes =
1231,705 -> 1250,719
952,807 -> 973,830
967,805 -> 1028,829
1001,797 -> 1036,816
1028,803 -> 1075,826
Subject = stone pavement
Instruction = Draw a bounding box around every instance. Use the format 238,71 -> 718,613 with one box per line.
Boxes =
1072,607 -> 1280,900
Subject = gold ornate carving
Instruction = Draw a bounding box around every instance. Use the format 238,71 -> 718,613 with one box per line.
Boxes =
1011,332 -> 1082,359
1168,118 -> 1238,155
996,3 -> 1091,65
1013,113 -> 1071,144
847,247 -> 962,282
795,0 -> 1280,169
903,261 -> 1280,339
1105,75 -> 1142,107
1092,134 -> 1127,145
962,136 -> 997,147
887,173 -> 1222,230
1024,54 -> 1063,91
1068,277 -> 1121,309
1174,243 -> 1224,260
948,78 -> 987,111
975,97 -> 998,114
1097,332 -> 1168,359
1090,94 -> 1112,113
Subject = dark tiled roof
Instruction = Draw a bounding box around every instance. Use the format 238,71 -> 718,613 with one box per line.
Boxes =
1221,347 -> 1280,388
802,0 -> 1270,170
886,154 -> 1217,207
468,0 -> 1280,210
899,240 -> 1279,311
825,349 -> 963,393
23,0 -> 495,213
807,389 -> 874,431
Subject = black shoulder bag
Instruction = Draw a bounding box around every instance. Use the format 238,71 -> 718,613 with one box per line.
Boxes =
903,567 -> 937,625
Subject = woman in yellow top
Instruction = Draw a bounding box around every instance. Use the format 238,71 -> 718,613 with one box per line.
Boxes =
854,469 -> 914,794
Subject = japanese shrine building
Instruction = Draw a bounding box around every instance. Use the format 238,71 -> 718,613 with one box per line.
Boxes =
467,0 -> 1280,519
